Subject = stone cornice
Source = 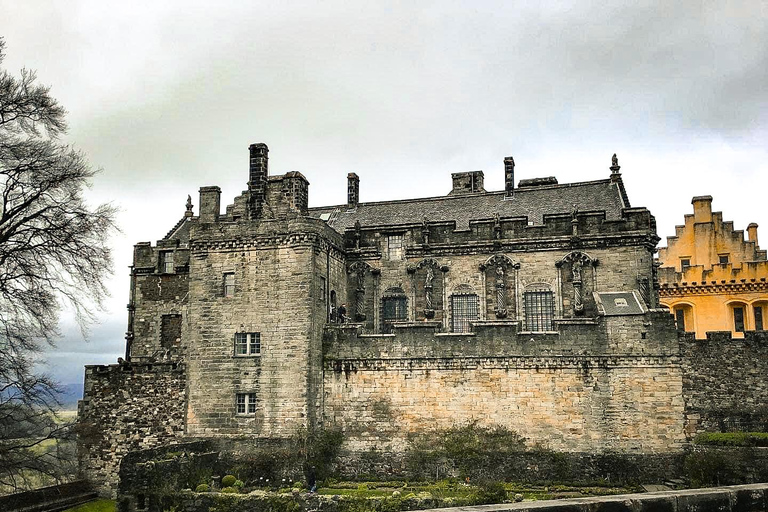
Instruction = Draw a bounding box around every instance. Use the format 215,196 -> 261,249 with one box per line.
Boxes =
326,355 -> 680,372
660,280 -> 768,297
190,231 -> 345,258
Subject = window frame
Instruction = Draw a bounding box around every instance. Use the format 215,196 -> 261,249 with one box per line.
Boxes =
733,305 -> 746,333
680,258 -> 691,270
235,392 -> 258,415
159,250 -> 174,274
381,295 -> 407,333
523,286 -> 555,332
223,272 -> 235,297
386,234 -> 404,260
755,305 -> 764,331
718,254 -> 730,265
234,332 -> 261,356
450,293 -> 479,333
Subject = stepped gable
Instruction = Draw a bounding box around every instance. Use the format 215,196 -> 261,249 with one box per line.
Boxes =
309,178 -> 626,232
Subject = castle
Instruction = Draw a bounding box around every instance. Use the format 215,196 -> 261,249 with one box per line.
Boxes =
77,145 -> 768,496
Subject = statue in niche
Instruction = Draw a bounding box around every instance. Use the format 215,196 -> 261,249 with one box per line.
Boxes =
572,258 -> 582,283
348,261 -> 369,321
424,265 -> 435,317
353,220 -> 362,250
495,264 -> 507,318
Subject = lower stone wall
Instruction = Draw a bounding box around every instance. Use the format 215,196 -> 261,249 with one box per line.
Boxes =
322,356 -> 686,453
77,362 -> 187,497
681,331 -> 768,437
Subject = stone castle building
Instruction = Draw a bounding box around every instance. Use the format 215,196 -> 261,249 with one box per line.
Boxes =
78,145 -> 768,495
658,196 -> 768,338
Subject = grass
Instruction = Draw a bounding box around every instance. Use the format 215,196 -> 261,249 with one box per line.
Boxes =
62,499 -> 116,512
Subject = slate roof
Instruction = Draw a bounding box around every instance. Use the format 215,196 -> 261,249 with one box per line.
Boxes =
309,178 -> 628,233
593,291 -> 647,316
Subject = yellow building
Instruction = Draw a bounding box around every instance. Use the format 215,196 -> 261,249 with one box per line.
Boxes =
658,196 -> 768,338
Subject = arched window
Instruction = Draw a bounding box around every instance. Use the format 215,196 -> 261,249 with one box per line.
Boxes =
381,287 -> 407,333
523,284 -> 555,332
671,304 -> 694,332
450,289 -> 478,333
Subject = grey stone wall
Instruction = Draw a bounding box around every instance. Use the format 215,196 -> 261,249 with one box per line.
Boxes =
681,331 -> 768,437
77,363 -> 186,497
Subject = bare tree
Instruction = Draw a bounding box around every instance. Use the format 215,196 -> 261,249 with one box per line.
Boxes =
0,38 -> 117,491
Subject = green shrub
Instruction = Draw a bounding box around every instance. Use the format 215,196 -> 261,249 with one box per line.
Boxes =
473,481 -> 508,504
684,451 -> 739,487
195,483 -> 210,492
233,479 -> 244,489
694,432 -> 768,447
221,474 -> 237,487
221,486 -> 238,493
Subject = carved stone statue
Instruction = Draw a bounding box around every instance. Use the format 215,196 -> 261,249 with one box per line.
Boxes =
612,153 -> 618,167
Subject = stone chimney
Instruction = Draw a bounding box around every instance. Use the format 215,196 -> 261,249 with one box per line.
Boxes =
347,173 -> 359,209
248,143 -> 269,218
748,223 -> 759,246
692,196 -> 713,224
198,186 -> 221,223
449,171 -> 485,195
504,157 -> 515,197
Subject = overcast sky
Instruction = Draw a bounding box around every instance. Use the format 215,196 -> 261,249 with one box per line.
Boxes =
1,1 -> 766,385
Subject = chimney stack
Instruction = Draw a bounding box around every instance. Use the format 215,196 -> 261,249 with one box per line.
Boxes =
347,173 -> 359,209
504,156 -> 515,197
692,196 -> 713,224
248,143 -> 269,218
748,223 -> 759,246
198,186 -> 221,223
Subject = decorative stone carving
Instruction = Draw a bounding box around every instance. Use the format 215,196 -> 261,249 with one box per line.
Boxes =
412,258 -> 447,319
480,254 -> 520,319
348,260 -> 372,321
422,218 -> 430,246
559,251 -> 597,315
353,220 -> 362,250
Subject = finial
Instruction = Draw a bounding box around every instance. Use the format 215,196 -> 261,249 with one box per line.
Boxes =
610,153 -> 621,174
185,195 -> 193,217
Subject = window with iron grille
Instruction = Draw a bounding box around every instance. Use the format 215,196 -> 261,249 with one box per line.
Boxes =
451,294 -> 478,333
381,296 -> 407,333
236,393 -> 257,414
159,251 -> 174,273
235,332 -> 261,356
523,288 -> 555,332
387,235 -> 404,260
223,272 -> 235,297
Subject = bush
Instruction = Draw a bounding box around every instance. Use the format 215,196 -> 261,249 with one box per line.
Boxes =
473,481 -> 508,504
195,483 -> 210,492
222,474 -> 237,487
694,432 -> 768,447
221,486 -> 238,493
234,479 -> 244,489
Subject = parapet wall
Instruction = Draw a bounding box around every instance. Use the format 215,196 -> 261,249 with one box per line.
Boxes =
681,331 -> 768,437
77,362 -> 187,497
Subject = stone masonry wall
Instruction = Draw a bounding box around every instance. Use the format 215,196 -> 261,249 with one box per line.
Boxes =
77,363 -> 186,497
323,313 -> 685,454
681,331 -> 768,437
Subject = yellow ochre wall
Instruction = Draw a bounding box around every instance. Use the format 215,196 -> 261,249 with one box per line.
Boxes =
658,196 -> 768,339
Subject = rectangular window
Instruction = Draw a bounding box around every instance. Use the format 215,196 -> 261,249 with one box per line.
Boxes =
680,258 -> 691,269
451,294 -> 478,333
719,254 -> 730,264
387,235 -> 404,260
223,272 -> 235,297
235,332 -> 261,356
319,276 -> 327,303
755,306 -> 764,331
675,309 -> 686,331
160,314 -> 182,348
734,307 -> 745,333
524,290 -> 555,332
159,251 -> 174,273
236,393 -> 257,414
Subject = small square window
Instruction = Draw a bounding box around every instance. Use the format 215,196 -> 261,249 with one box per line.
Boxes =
223,273 -> 235,297
680,259 -> 691,269
719,254 -> 729,264
235,332 -> 261,356
236,393 -> 257,414
159,251 -> 174,274
387,235 -> 404,260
